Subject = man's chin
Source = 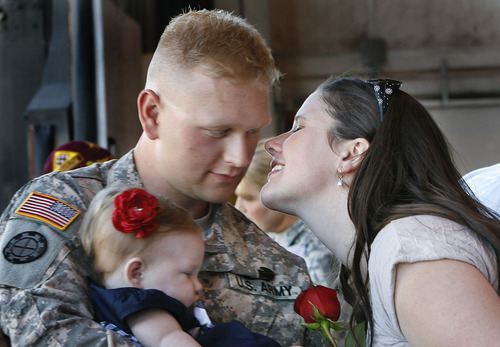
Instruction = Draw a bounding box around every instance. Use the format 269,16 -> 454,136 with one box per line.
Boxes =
204,189 -> 237,205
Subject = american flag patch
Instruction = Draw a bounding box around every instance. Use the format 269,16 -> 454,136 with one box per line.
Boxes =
16,192 -> 81,230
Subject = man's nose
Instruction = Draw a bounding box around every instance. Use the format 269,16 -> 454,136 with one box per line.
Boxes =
223,137 -> 254,168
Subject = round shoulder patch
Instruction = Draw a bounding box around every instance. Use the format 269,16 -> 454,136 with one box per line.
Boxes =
3,231 -> 48,264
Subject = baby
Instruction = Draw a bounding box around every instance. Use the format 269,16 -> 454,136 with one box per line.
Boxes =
80,185 -> 279,346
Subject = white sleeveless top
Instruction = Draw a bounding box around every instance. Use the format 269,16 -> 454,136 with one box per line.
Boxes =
368,215 -> 498,346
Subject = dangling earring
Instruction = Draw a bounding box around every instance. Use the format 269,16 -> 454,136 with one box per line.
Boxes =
337,172 -> 344,188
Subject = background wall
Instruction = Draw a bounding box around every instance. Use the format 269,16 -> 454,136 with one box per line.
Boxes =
267,0 -> 500,174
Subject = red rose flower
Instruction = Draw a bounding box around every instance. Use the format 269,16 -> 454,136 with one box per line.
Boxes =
294,285 -> 344,347
295,285 -> 341,323
112,189 -> 159,238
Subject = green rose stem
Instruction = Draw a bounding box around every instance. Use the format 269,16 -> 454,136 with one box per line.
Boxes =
300,303 -> 344,347
321,319 -> 338,347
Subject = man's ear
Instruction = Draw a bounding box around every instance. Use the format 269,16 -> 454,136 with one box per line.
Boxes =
124,257 -> 146,288
137,89 -> 161,140
339,138 -> 370,174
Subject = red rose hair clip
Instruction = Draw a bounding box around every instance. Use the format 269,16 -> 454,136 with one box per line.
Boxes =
112,189 -> 159,238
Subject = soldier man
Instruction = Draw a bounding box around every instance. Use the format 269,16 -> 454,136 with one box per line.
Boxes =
0,9 -> 316,346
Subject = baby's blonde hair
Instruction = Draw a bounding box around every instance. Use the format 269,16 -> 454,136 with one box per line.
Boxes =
79,184 -> 199,281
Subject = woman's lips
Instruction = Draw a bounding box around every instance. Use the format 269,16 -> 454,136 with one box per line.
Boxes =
268,164 -> 284,179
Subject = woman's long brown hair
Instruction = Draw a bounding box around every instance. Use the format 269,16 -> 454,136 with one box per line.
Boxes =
319,76 -> 500,346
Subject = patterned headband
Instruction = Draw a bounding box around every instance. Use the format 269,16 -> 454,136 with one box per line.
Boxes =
366,79 -> 402,121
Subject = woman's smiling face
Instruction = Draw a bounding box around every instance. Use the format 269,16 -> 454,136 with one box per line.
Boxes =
261,91 -> 340,216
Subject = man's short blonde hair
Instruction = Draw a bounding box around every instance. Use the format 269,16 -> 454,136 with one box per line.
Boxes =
146,9 -> 281,91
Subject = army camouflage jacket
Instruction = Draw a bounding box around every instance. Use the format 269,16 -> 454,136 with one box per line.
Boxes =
267,219 -> 341,288
0,150 -> 319,346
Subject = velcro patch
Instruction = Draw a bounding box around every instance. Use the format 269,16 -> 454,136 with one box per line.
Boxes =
16,192 -> 80,230
3,231 -> 47,264
53,150 -> 83,171
227,273 -> 302,300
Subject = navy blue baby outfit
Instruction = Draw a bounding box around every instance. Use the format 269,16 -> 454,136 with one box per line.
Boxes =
89,283 -> 281,347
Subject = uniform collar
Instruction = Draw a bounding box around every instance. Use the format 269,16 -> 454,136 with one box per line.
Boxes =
107,149 -> 143,188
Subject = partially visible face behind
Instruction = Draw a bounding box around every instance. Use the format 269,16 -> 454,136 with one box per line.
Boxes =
154,69 -> 271,210
141,227 -> 205,308
235,178 -> 290,233
260,91 -> 339,216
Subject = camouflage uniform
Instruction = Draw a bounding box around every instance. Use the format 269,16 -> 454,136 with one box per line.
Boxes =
267,220 -> 341,289
0,150 -> 320,346
268,220 -> 350,346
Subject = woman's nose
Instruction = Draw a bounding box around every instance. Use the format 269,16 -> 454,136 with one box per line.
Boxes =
265,132 -> 287,156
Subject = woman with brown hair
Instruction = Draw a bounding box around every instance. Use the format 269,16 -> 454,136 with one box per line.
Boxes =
261,76 -> 500,346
